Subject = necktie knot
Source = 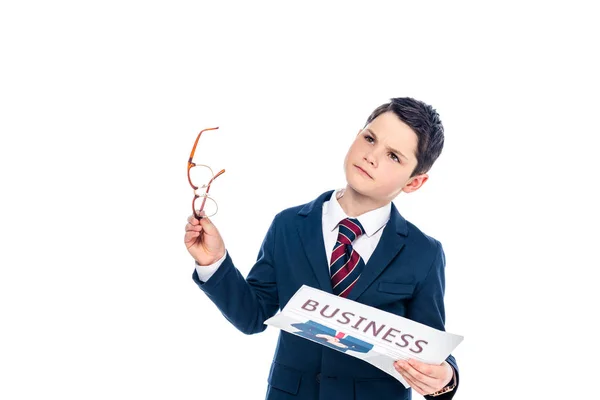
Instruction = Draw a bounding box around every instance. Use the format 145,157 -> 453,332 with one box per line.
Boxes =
336,218 -> 365,245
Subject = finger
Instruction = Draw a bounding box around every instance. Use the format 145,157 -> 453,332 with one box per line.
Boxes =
404,374 -> 426,396
410,359 -> 454,393
404,359 -> 439,385
184,231 -> 200,243
410,360 -> 454,392
195,210 -> 207,220
406,358 -> 437,378
199,215 -> 217,233
187,215 -> 200,225
185,223 -> 203,232
394,366 -> 427,396
394,361 -> 437,394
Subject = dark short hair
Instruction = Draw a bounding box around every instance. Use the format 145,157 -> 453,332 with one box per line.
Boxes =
365,97 -> 445,177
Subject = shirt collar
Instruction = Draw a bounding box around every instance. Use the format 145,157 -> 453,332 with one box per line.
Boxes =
323,190 -> 391,237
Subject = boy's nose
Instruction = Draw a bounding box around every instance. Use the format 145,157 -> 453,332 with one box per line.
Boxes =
363,152 -> 377,167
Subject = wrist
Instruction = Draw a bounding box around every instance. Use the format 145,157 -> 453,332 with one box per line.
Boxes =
195,258 -> 217,267
430,366 -> 456,397
195,250 -> 226,266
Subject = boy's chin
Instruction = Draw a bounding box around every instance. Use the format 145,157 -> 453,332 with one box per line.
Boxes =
346,181 -> 395,203
345,180 -> 377,198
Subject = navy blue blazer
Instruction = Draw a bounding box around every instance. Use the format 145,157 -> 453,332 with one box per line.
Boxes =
193,190 -> 459,400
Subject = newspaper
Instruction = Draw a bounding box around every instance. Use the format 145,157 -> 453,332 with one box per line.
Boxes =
264,285 -> 463,388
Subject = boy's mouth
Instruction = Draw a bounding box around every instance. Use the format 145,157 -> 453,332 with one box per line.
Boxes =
354,165 -> 373,179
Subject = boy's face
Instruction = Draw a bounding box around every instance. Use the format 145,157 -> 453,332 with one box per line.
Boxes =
343,111 -> 428,202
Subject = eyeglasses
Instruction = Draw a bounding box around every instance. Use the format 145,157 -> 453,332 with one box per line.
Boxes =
187,127 -> 225,219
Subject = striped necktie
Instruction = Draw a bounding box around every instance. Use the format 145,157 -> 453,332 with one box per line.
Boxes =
330,218 -> 365,297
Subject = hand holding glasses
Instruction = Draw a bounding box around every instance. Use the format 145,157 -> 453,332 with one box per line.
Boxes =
187,127 -> 225,219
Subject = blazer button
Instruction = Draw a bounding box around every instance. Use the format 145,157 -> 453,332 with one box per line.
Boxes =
316,373 -> 321,383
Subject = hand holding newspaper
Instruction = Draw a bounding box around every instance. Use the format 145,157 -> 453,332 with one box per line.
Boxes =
264,285 -> 463,388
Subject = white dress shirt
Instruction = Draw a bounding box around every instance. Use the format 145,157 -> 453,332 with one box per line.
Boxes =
195,190 -> 392,282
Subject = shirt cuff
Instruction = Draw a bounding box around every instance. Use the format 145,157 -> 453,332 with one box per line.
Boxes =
194,251 -> 228,282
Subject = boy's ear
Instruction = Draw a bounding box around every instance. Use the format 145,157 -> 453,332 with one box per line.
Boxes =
402,174 -> 429,193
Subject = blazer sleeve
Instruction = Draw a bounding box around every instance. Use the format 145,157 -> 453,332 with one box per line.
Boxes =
406,240 -> 460,400
192,214 -> 280,335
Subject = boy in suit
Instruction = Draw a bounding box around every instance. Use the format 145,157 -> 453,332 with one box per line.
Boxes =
184,97 -> 459,399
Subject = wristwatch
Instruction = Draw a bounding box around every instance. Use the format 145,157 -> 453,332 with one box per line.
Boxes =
430,367 -> 456,397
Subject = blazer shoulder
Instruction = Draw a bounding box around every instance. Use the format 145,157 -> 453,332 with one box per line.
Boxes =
404,218 -> 443,252
270,203 -> 304,229
275,203 -> 304,219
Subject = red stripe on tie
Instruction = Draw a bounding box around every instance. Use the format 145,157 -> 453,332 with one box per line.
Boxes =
338,250 -> 360,286
338,277 -> 359,298
340,218 -> 363,238
330,245 -> 346,265
337,231 -> 352,245
331,261 -> 350,288
331,249 -> 359,288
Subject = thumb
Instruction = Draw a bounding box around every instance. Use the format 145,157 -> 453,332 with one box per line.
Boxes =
199,214 -> 218,234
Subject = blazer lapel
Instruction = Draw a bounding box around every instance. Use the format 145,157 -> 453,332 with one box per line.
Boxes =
296,191 -> 335,293
347,202 -> 409,301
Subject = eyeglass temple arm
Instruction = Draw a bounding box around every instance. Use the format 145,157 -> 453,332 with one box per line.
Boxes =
204,168 -> 226,195
188,127 -> 219,165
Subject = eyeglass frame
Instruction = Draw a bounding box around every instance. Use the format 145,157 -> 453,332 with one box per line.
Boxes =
187,127 -> 225,219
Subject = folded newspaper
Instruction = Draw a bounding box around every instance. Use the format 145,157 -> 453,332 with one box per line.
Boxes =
264,285 -> 463,388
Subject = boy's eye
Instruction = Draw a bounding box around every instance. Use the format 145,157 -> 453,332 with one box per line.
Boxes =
389,153 -> 400,163
364,135 -> 374,143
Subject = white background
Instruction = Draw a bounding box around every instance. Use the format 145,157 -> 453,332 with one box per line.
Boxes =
1,1 -> 598,399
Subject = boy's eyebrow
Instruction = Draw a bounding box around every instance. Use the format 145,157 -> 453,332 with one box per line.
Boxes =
365,128 -> 409,161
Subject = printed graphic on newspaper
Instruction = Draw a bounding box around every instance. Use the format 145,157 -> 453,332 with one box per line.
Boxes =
264,285 -> 463,388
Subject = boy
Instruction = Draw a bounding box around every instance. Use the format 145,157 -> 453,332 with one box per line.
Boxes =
184,97 -> 459,399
